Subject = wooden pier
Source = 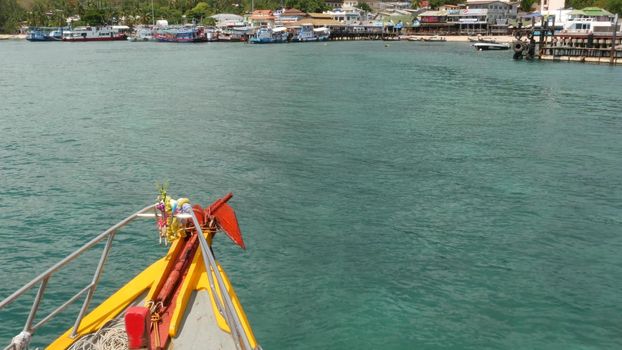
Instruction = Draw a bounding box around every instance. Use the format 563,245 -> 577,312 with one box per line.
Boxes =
539,33 -> 622,65
512,15 -> 622,65
329,28 -> 400,41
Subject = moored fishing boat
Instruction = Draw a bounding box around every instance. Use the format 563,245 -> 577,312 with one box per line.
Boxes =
128,26 -> 155,42
249,26 -> 289,44
0,192 -> 260,350
154,26 -> 207,43
205,26 -> 219,42
26,27 -> 65,41
291,24 -> 330,42
218,27 -> 250,42
62,26 -> 130,41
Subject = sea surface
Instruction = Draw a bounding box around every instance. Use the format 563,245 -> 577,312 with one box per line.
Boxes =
0,40 -> 621,349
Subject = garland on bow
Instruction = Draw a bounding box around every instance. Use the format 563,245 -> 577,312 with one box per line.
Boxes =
155,183 -> 191,245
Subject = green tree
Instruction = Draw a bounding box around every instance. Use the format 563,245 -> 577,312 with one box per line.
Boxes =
566,0 -> 596,9
0,0 -> 24,33
598,0 -> 622,14
520,0 -> 536,11
284,0 -> 328,13
356,1 -> 372,12
186,1 -> 209,21
428,0 -> 459,9
82,7 -> 106,25
156,5 -> 182,23
202,16 -> 216,25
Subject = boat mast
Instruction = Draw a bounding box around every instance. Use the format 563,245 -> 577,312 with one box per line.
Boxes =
151,0 -> 155,26
611,14 -> 619,64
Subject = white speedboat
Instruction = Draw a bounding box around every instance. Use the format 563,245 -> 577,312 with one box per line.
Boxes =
468,36 -> 498,44
473,42 -> 510,50
423,35 -> 446,42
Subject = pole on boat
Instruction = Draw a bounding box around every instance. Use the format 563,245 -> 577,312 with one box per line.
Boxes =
611,14 -> 619,64
185,204 -> 253,350
551,15 -> 555,50
538,15 -> 545,57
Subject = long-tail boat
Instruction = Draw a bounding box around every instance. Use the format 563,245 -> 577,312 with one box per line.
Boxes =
0,192 -> 260,350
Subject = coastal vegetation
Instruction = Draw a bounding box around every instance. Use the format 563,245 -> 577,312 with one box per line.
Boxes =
0,0 -> 328,31
0,0 -> 24,33
1,0 -> 621,33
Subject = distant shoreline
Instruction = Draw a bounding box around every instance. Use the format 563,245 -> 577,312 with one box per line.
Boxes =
0,34 -> 27,40
0,33 -> 516,43
439,35 -> 514,43
397,35 -> 515,43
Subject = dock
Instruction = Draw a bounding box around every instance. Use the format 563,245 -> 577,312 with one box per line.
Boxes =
539,33 -> 622,65
328,27 -> 400,41
513,15 -> 622,65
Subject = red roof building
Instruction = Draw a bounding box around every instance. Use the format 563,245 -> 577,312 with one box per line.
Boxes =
250,10 -> 276,27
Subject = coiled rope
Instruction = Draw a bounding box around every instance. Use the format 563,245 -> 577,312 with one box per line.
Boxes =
67,316 -> 128,350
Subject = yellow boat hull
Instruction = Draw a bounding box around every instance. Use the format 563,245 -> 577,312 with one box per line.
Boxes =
48,238 -> 258,350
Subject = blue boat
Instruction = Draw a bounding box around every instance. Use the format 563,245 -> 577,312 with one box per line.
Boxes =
154,26 -> 207,43
249,27 -> 289,44
26,27 -> 64,41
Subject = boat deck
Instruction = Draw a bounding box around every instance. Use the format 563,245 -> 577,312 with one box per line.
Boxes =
173,290 -> 237,349
67,290 -> 237,350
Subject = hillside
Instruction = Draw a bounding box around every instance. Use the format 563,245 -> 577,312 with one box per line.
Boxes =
16,0 -> 33,9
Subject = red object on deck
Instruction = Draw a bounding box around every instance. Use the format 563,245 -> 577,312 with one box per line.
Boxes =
125,306 -> 150,349
149,234 -> 199,350
156,235 -> 198,307
213,202 -> 245,249
204,193 -> 246,249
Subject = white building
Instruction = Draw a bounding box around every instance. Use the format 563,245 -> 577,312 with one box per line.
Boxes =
324,8 -> 365,24
466,0 -> 518,24
540,0 -> 565,13
325,0 -> 359,10
211,14 -> 245,27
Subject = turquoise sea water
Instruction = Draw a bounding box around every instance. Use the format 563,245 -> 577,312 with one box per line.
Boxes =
0,40 -> 621,349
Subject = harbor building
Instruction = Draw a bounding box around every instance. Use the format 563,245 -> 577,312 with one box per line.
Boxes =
275,8 -> 308,25
248,10 -> 275,27
325,0 -> 360,9
416,6 -> 513,35
465,0 -> 518,23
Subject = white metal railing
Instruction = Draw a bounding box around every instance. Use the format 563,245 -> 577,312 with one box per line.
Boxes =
0,204 -> 156,350
1,201 -> 256,350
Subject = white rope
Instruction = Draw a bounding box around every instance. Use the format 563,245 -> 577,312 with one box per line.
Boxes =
67,316 -> 128,350
10,331 -> 31,350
